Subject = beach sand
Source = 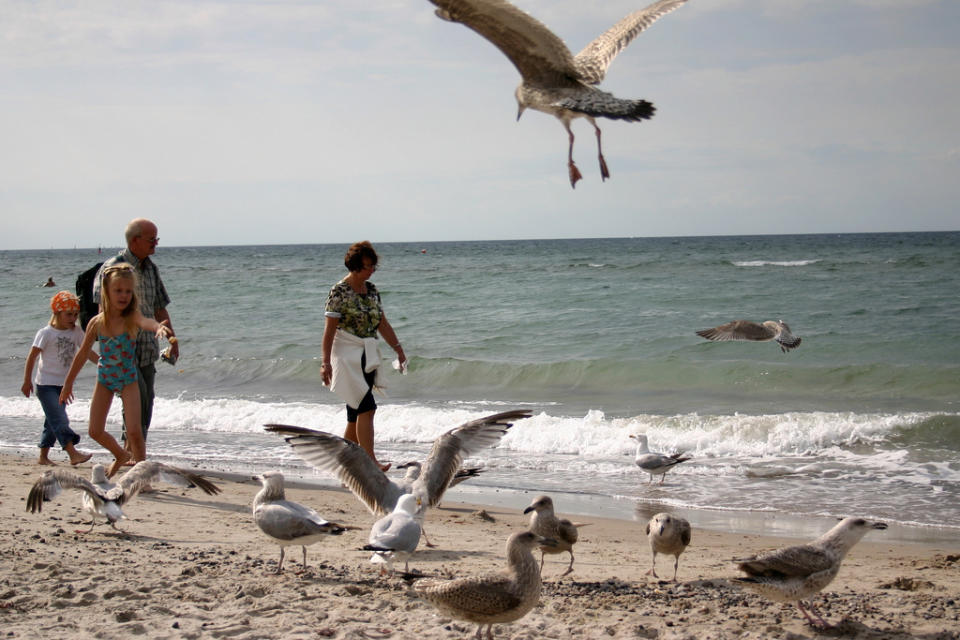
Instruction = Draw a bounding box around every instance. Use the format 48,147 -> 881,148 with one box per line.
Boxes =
2,452 -> 957,639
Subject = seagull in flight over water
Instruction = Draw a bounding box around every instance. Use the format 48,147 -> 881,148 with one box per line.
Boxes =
696,320 -> 802,353
427,0 -> 689,188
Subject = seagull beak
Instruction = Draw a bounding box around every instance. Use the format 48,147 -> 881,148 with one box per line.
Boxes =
516,105 -> 525,121
523,505 -> 535,514
873,521 -> 888,530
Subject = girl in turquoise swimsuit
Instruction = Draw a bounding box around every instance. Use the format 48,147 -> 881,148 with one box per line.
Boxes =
61,263 -> 173,477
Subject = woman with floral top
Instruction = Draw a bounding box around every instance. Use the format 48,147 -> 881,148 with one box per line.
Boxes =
322,241 -> 407,472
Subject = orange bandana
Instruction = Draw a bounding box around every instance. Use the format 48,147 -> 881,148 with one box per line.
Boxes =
50,290 -> 80,313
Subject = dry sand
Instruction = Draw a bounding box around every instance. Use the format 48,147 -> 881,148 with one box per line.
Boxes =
2,452 -> 957,639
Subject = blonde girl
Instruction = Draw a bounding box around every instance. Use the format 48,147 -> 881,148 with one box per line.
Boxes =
21,291 -> 96,466
60,264 -> 172,477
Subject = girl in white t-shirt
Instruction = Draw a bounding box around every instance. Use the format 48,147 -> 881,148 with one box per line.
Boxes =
21,291 -> 96,466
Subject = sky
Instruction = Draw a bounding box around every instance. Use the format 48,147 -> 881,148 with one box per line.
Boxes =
1,0 -> 958,250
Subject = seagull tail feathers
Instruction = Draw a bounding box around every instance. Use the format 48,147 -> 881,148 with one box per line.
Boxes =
558,94 -> 655,122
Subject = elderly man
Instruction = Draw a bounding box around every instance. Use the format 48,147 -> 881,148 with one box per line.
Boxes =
93,218 -> 177,453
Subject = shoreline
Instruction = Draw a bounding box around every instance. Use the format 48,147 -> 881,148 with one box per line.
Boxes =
3,451 -> 958,639
3,447 -> 957,548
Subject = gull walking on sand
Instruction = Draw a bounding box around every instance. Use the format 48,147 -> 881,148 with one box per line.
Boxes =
696,319 -> 802,353
407,530 -> 558,640
524,495 -> 587,577
734,517 -> 888,628
363,493 -> 423,574
265,410 -> 531,545
646,512 -> 691,581
26,461 -> 221,533
252,471 -> 348,574
427,0 -> 688,188
630,434 -> 691,484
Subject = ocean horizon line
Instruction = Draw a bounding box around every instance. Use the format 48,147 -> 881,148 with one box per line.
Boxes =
3,228 -> 958,253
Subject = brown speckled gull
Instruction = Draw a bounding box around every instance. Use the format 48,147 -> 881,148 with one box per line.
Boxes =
734,517 -> 887,628
410,530 -> 558,640
524,495 -> 587,577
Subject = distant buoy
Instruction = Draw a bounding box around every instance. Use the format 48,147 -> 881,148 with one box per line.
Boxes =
421,249 -> 427,254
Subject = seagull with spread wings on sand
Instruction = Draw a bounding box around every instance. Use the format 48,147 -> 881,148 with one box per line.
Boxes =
26,461 -> 221,532
264,409 -> 531,545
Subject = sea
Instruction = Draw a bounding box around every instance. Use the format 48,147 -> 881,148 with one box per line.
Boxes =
2,233 -> 958,545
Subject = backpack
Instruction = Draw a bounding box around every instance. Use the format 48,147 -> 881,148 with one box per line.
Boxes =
76,262 -> 104,330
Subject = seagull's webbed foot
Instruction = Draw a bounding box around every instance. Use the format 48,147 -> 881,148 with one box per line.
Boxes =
422,528 -> 437,548
598,153 -> 610,181
76,520 -> 97,534
797,601 -> 832,629
568,161 -> 583,188
807,602 -> 833,628
591,121 -> 610,182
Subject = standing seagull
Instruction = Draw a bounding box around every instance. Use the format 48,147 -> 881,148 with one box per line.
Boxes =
696,320 -> 802,353
363,493 -> 423,574
265,410 -> 531,544
645,512 -> 691,581
252,471 -> 348,574
734,517 -> 888,628
630,434 -> 691,484
26,461 -> 221,532
523,495 -> 586,577
408,530 -> 558,640
427,0 -> 689,187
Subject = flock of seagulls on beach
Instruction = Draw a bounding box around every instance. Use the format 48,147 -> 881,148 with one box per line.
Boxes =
25,407 -> 883,636
20,0 -> 831,636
